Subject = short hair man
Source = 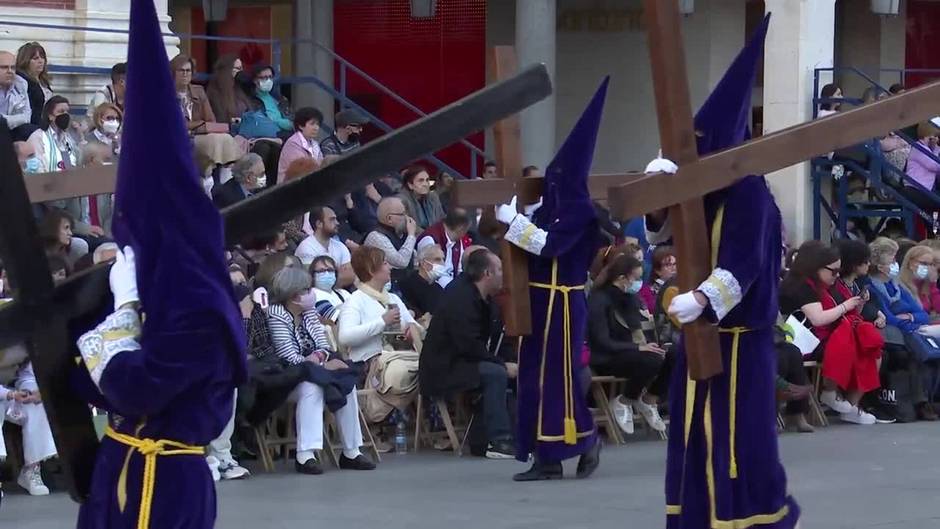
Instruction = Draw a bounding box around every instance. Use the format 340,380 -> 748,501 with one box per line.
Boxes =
87,62 -> 127,118
416,207 -> 472,288
398,244 -> 445,320
213,152 -> 265,209
0,50 -> 34,141
522,165 -> 540,177
320,108 -> 368,156
296,206 -> 355,288
363,197 -> 417,283
419,249 -> 516,459
482,160 -> 498,179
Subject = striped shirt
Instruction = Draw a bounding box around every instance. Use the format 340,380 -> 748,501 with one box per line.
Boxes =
267,303 -> 332,365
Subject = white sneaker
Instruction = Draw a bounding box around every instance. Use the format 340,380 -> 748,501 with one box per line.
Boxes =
17,465 -> 50,496
219,462 -> 250,480
840,409 -> 876,425
630,398 -> 667,432
820,391 -> 855,414
609,396 -> 635,434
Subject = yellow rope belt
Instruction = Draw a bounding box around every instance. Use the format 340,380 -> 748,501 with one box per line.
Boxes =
105,425 -> 205,529
530,258 -> 585,445
718,326 -> 750,480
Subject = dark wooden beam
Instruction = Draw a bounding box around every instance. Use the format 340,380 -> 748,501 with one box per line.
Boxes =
452,172 -> 645,208
609,78 -> 940,220
25,163 -> 118,203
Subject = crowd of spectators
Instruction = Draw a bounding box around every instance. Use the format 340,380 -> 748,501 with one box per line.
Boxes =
5,41 -> 940,507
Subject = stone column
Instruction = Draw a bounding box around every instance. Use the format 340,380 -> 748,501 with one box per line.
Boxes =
0,0 -> 178,112
763,0 -> 836,244
515,0 -> 555,171
293,0 -> 334,125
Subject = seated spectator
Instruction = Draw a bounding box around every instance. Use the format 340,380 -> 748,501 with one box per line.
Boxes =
212,152 -> 266,209
364,197 -> 418,286
866,237 -> 936,421
589,242 -> 642,284
772,323 -> 815,433
0,50 -> 35,141
253,252 -> 303,292
898,245 -> 940,318
586,255 -> 668,434
267,266 -> 375,474
16,42 -> 52,126
338,246 -> 422,421
417,207 -> 472,288
295,206 -> 355,288
0,358 -> 57,496
85,102 -> 122,157
86,62 -> 126,118
79,141 -> 116,236
399,244 -> 446,322
320,108 -> 366,156
419,248 -> 515,459
647,246 -> 676,304
230,229 -> 288,280
310,255 -> 352,326
779,241 -> 877,425
38,209 -> 86,269
206,54 -> 251,125
397,165 -> 445,230
248,64 -> 293,136
277,107 -> 323,183
902,121 -> 940,213
169,54 -> 242,186
27,95 -> 78,174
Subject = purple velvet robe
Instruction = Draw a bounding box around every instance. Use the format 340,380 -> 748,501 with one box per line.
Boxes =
663,176 -> 800,529
515,202 -> 600,464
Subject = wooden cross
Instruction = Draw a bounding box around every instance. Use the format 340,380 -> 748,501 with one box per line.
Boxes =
605,1 -> 940,379
0,65 -> 552,500
452,46 -> 646,336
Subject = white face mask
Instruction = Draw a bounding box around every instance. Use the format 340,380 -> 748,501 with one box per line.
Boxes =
258,78 -> 274,93
427,263 -> 448,281
383,281 -> 391,293
254,173 -> 267,189
101,119 -> 120,135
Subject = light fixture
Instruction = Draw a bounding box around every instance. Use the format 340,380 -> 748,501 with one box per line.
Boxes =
202,0 -> 228,22
679,0 -> 695,16
870,0 -> 900,16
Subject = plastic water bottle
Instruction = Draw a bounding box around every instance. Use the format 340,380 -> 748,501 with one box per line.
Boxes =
394,418 -> 408,455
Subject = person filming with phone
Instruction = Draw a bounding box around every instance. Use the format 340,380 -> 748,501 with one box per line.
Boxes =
586,254 -> 671,436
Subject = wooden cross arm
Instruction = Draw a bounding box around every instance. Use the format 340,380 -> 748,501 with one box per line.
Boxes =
608,79 -> 940,219
451,172 -> 645,207
224,64 -> 552,245
24,163 -> 118,203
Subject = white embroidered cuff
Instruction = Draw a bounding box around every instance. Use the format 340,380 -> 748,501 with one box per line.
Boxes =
697,268 -> 743,321
504,214 -> 547,256
76,307 -> 142,389
645,215 -> 672,245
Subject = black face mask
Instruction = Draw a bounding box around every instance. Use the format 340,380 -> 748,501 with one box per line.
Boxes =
347,132 -> 360,144
54,113 -> 71,130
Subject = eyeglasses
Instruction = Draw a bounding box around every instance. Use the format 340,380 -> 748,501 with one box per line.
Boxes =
823,266 -> 840,275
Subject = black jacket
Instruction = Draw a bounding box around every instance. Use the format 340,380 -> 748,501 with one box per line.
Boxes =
212,178 -> 249,209
419,275 -> 500,397
398,269 -> 444,318
586,284 -> 643,365
17,71 -> 45,126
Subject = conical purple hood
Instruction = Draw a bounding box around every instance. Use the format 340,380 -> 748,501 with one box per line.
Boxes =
111,0 -> 245,380
693,14 -> 770,155
534,76 -> 609,225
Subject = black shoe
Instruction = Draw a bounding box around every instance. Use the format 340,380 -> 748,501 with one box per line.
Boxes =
295,458 -> 323,475
485,440 -> 515,460
339,454 -> 376,471
512,461 -> 563,482
576,439 -> 601,479
865,404 -> 897,424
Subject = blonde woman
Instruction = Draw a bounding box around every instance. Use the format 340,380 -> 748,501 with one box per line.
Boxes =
899,245 -> 940,319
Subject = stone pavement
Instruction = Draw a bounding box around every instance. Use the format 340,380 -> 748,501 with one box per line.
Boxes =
3,421 -> 940,529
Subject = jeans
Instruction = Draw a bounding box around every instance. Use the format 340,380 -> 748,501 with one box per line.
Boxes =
478,362 -> 512,442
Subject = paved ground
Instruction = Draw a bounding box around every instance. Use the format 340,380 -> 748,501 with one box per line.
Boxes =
2,421 -> 940,528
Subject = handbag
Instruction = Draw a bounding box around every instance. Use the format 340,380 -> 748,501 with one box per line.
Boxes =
784,313 -> 820,356
189,120 -> 231,135
237,110 -> 280,139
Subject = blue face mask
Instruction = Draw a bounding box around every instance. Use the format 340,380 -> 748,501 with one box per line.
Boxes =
24,157 -> 40,173
916,264 -> 931,280
383,281 -> 392,293
314,271 -> 336,291
623,279 -> 643,295
888,262 -> 900,279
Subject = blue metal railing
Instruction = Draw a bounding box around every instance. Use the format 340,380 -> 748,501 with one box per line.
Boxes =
0,19 -> 487,179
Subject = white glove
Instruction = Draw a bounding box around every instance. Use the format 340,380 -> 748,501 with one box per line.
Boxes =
644,155 -> 678,175
668,290 -> 706,324
496,196 -> 519,225
523,197 -> 543,217
109,245 -> 139,311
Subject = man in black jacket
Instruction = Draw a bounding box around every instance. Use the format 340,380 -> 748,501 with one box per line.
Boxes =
213,153 -> 265,209
419,249 -> 516,459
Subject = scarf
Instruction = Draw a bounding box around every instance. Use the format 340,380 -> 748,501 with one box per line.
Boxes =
358,281 -> 390,308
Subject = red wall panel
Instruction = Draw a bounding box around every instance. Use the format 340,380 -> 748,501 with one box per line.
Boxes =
333,0 -> 486,177
190,6 -> 273,75
905,0 -> 940,87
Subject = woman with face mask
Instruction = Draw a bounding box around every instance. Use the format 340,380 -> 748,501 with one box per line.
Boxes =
586,254 -> 670,436
86,102 -> 122,156
266,265 -> 376,475
309,255 -> 352,325
898,245 -> 940,320
250,65 -> 292,134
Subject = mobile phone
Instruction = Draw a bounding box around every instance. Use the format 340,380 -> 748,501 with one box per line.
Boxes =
252,287 -> 269,309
